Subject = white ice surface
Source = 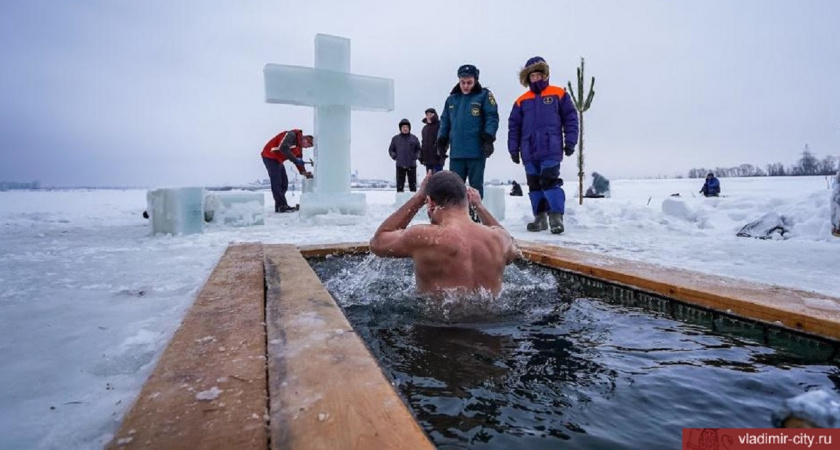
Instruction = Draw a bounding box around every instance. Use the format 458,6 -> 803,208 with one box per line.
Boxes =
1,176 -> 839,449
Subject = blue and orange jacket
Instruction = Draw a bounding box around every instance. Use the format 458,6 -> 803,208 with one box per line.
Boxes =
507,85 -> 579,162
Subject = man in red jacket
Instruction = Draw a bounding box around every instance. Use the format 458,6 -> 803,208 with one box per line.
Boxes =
261,129 -> 314,213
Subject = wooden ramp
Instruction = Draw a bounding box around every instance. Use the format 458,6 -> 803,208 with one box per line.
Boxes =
109,243 -> 433,449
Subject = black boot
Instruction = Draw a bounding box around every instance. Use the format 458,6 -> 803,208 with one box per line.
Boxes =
549,213 -> 565,234
527,212 -> 548,232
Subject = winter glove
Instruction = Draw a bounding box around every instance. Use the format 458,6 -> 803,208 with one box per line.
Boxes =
303,171 -> 313,179
436,136 -> 449,153
563,146 -> 575,157
510,153 -> 520,164
293,157 -> 306,166
481,133 -> 495,158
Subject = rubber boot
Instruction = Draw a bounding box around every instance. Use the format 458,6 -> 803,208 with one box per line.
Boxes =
527,212 -> 548,232
549,213 -> 565,234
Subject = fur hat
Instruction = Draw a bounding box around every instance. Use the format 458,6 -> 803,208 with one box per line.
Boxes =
457,64 -> 479,80
519,56 -> 550,87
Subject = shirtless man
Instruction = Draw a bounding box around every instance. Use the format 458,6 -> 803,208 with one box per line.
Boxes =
369,170 -> 519,297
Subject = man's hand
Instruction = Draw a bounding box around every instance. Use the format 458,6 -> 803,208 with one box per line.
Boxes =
417,169 -> 432,196
293,157 -> 306,166
466,186 -> 482,207
510,153 -> 520,164
481,133 -> 495,157
564,146 -> 575,157
303,171 -> 313,179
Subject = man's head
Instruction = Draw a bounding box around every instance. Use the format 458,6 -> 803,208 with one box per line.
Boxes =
425,107 -> 437,122
592,171 -> 600,178
302,135 -> 314,148
519,56 -> 550,88
707,172 -> 714,179
425,171 -> 467,221
457,64 -> 479,94
399,118 -> 411,134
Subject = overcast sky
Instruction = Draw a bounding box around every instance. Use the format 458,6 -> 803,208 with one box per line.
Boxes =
1,0 -> 839,188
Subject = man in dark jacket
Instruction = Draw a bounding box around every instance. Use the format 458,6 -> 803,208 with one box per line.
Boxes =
437,64 -> 499,198
389,118 -> 421,192
420,108 -> 445,173
261,129 -> 314,213
700,172 -> 721,197
508,56 -> 579,234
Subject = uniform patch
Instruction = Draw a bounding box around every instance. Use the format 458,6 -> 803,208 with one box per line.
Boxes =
471,106 -> 480,116
488,93 -> 496,106
543,97 -> 553,104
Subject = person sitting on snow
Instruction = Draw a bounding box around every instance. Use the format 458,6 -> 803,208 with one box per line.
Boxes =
509,180 -> 523,197
584,172 -> 611,198
699,172 -> 721,197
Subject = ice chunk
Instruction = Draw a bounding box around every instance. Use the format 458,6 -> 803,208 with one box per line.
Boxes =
661,197 -> 696,221
299,193 -> 366,218
771,390 -> 840,428
195,386 -> 223,401
483,186 -> 506,222
146,187 -> 205,235
204,192 -> 264,227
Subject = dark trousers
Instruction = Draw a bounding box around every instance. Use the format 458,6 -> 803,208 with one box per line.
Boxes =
262,157 -> 289,209
396,166 -> 417,192
449,157 -> 486,197
424,163 -> 444,174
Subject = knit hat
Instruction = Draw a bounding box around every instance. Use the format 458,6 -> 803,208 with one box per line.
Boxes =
398,118 -> 411,131
519,56 -> 550,87
424,107 -> 437,115
457,64 -> 479,80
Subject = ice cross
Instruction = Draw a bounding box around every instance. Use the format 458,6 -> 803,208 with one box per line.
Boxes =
263,34 -> 394,217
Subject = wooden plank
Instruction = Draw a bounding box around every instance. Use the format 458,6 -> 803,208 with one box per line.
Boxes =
297,242 -> 369,258
264,244 -> 434,450
108,243 -> 268,450
518,241 -> 840,341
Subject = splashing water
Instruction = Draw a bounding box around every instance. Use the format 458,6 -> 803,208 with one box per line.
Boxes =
313,254 -> 566,323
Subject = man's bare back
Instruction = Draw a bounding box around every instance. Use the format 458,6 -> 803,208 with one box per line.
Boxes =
370,171 -> 518,298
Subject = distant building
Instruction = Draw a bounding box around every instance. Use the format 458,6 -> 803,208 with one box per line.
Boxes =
0,181 -> 40,191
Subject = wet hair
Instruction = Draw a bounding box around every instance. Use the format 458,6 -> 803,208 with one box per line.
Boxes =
425,171 -> 467,208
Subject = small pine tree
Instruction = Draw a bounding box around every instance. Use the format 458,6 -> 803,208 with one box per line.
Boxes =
567,58 -> 595,205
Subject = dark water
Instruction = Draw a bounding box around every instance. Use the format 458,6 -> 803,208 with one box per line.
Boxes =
311,255 -> 840,450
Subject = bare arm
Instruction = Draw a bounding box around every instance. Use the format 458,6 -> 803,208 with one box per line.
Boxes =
370,171 -> 433,257
466,187 -> 501,228
466,187 -> 519,263
369,193 -> 426,258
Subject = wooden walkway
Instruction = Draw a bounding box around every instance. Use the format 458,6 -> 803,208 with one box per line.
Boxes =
108,240 -> 840,448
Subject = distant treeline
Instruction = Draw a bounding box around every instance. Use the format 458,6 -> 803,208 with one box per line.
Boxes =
688,147 -> 838,178
0,180 -> 40,191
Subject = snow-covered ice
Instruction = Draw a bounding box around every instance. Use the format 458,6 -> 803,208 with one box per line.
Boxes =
0,175 -> 838,449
